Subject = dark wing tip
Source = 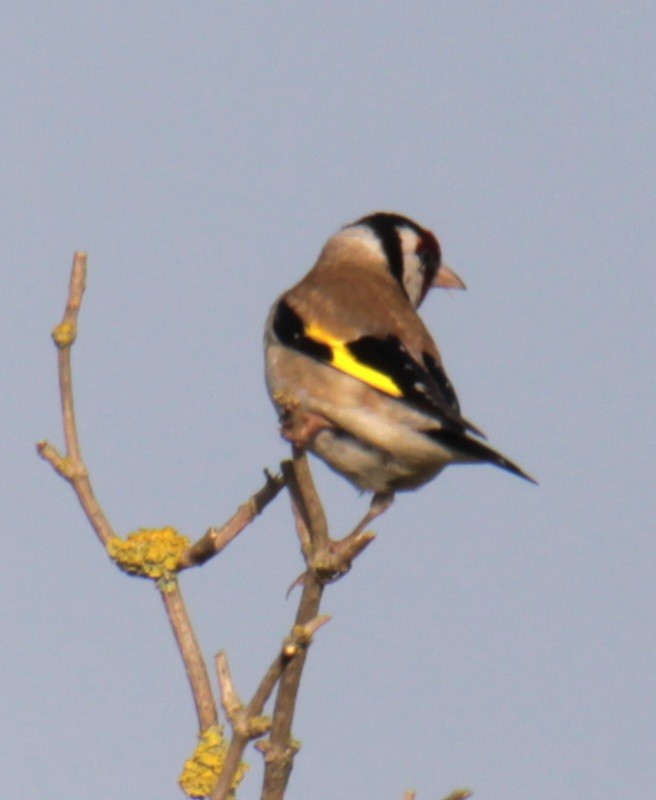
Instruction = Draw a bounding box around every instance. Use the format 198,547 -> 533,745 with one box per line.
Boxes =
490,453 -> 538,485
427,429 -> 538,484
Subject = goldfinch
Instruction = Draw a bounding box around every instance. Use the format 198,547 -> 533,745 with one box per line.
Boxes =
264,212 -> 535,515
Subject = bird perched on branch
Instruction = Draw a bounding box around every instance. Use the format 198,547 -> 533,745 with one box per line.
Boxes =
265,212 -> 535,525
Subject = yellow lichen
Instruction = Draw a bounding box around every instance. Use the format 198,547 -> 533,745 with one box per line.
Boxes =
51,321 -> 77,348
107,527 -> 190,590
56,456 -> 83,480
179,725 -> 248,798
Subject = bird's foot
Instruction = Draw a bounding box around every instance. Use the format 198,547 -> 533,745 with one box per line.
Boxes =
349,491 -> 394,539
278,401 -> 333,449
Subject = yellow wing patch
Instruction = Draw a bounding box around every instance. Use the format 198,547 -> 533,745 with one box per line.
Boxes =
305,322 -> 403,397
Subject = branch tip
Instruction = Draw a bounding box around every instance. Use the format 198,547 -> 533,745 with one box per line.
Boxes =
215,652 -> 243,722
179,468 -> 287,570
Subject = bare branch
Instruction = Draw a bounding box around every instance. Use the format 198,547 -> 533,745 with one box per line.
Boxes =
38,253 -> 219,733
37,252 -> 115,547
178,469 -> 286,570
161,584 -> 218,731
261,572 -> 322,800
215,652 -> 242,725
261,448 -> 391,799
210,615 -> 330,800
282,447 -> 329,551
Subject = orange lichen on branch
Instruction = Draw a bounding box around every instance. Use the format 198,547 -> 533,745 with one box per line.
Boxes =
51,320 -> 77,348
179,725 -> 248,799
107,527 -> 190,590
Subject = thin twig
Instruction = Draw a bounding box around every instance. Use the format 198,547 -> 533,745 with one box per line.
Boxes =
215,652 -> 242,725
38,252 -> 220,733
211,651 -> 281,800
262,454 -> 325,800
161,584 -> 218,730
36,252 -> 115,547
281,460 -> 313,557
210,614 -> 330,800
261,571 -> 323,800
263,449 -> 368,800
178,469 -> 287,570
260,448 -> 389,799
285,446 -> 329,549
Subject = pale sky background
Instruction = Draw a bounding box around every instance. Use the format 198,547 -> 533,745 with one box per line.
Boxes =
2,3 -> 655,799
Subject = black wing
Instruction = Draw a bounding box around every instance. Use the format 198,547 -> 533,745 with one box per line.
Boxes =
273,299 -> 483,437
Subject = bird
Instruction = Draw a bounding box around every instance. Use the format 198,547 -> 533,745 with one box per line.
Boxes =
264,211 -> 535,528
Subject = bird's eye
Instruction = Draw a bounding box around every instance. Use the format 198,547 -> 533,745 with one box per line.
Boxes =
415,240 -> 437,276
415,230 -> 441,277
417,246 -> 434,271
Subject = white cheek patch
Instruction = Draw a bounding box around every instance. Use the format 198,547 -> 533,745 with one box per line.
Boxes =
401,255 -> 425,307
397,228 -> 425,307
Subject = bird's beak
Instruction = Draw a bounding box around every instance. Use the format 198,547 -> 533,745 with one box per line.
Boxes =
433,263 -> 466,290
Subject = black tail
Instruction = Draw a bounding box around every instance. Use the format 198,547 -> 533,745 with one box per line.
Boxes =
428,429 -> 537,484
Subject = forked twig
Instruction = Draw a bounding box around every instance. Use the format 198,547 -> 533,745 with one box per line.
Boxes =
36,252 -> 115,547
261,448 -> 384,800
37,252 -> 218,731
210,613 -> 330,800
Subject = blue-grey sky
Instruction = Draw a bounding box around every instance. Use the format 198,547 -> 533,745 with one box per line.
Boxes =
3,3 -> 654,799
